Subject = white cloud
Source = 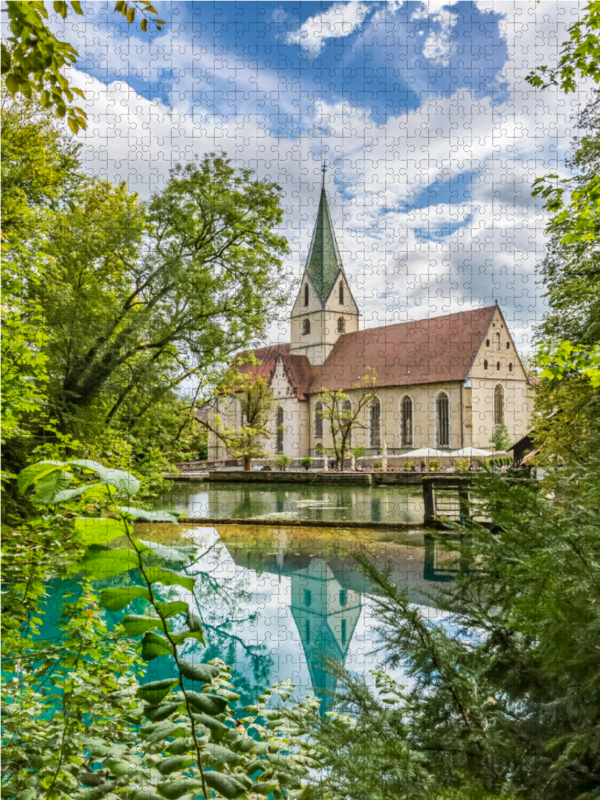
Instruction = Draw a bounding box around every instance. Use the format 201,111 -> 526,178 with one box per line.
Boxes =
286,0 -> 368,54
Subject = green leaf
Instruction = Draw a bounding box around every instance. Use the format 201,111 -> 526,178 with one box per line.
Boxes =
185,691 -> 228,716
143,566 -> 195,592
202,743 -> 242,765
119,506 -> 180,522
138,677 -> 179,704
35,469 -> 72,503
171,629 -> 205,647
165,737 -> 196,755
105,758 -> 136,777
75,517 -> 129,545
68,459 -> 140,496
157,779 -> 203,799
52,483 -> 103,502
156,600 -> 189,619
178,660 -> 220,684
202,771 -> 247,799
122,614 -> 162,637
143,702 -> 181,722
84,545 -> 139,579
17,461 -> 63,494
71,0 -> 84,13
141,631 -> 174,660
144,722 -> 190,745
157,755 -> 196,775
131,792 -> 163,800
135,539 -> 188,561
99,585 -> 150,611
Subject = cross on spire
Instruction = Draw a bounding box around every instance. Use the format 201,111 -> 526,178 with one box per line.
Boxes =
321,161 -> 327,186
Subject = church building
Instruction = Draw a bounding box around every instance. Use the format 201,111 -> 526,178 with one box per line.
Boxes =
208,187 -> 535,461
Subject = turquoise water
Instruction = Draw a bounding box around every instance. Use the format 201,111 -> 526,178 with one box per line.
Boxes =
154,480 -> 425,524
42,482 -> 457,713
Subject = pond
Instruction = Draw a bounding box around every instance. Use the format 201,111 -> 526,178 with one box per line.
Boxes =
43,482 -> 458,714
154,479 -> 425,525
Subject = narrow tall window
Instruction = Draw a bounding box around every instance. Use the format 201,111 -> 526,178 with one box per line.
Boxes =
509,362 -> 513,372
437,392 -> 450,448
302,318 -> 310,335
342,399 -> 352,446
304,283 -> 309,307
370,398 -> 381,448
494,384 -> 504,425
401,395 -> 413,447
341,618 -> 347,646
339,282 -> 344,305
506,341 -> 510,350
486,339 -> 490,347
496,361 -> 500,371
276,406 -> 284,453
314,401 -> 324,438
495,332 -> 501,350
337,317 -> 345,333
305,619 -> 310,645
484,359 -> 488,371
339,589 -> 348,607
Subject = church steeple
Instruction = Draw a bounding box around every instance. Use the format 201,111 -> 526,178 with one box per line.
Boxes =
290,182 -> 360,366
305,187 -> 345,305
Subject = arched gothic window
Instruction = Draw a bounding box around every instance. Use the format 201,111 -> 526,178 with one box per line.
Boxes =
302,318 -> 310,335
315,443 -> 324,455
337,317 -> 345,334
436,392 -> 450,448
494,384 -> 504,425
506,341 -> 510,350
496,361 -> 501,371
495,332 -> 501,350
276,406 -> 284,453
400,395 -> 413,448
314,401 -> 324,438
339,282 -> 344,305
304,283 -> 309,307
369,398 -> 381,448
484,359 -> 488,371
342,399 -> 352,446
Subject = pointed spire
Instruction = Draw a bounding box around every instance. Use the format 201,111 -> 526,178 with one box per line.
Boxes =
304,186 -> 344,304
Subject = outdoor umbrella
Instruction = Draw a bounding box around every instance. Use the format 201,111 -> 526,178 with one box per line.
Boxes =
402,448 -> 449,459
451,447 -> 493,457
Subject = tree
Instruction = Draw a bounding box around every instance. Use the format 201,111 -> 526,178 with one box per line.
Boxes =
208,377 -> 275,471
489,423 -> 512,452
1,1 -> 164,133
286,440 -> 600,800
316,369 -> 377,472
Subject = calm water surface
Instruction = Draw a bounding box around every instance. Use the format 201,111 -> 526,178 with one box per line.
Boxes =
155,480 -> 425,525
43,482 -> 456,713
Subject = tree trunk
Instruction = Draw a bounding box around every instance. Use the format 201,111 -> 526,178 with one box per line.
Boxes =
244,456 -> 251,471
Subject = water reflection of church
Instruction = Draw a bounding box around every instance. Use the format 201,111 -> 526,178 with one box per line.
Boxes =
290,558 -> 361,712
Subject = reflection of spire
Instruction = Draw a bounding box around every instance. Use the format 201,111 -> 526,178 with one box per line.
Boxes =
290,558 -> 362,713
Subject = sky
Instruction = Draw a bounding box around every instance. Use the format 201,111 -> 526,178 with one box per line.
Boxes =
49,0 -> 592,351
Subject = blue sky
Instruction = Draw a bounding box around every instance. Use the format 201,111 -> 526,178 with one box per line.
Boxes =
52,0 -> 589,347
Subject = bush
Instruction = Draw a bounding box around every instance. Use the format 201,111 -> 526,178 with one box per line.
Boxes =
374,461 -> 382,469
404,461 -> 414,470
456,460 -> 468,470
301,457 -> 313,471
352,446 -> 366,460
274,454 -> 292,470
429,460 -> 439,471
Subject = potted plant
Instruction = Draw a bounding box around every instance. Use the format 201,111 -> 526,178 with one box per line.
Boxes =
274,455 -> 292,471
301,457 -> 313,471
374,461 -> 382,470
429,460 -> 439,472
404,461 -> 414,472
456,460 -> 468,471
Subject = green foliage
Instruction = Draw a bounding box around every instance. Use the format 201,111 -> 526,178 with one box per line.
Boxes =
274,455 -> 292,470
3,460 -> 311,799
300,457 -> 313,471
428,460 -> 439,471
1,1 -> 164,133
527,2 -> 600,94
351,446 -> 366,460
489,423 -> 512,452
316,369 -> 377,472
209,376 -> 275,470
373,461 -> 382,470
403,461 -> 414,470
455,460 -> 467,470
288,447 -> 600,799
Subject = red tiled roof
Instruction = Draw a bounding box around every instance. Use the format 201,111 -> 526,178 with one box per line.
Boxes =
236,344 -> 318,400
308,306 -> 496,393
240,306 -> 496,398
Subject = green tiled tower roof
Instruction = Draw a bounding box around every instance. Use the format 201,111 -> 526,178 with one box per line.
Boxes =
305,188 -> 344,303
